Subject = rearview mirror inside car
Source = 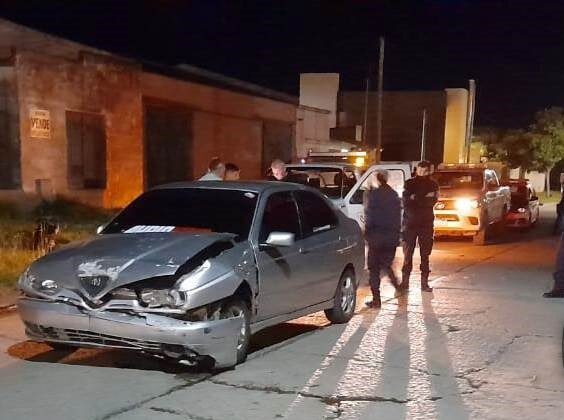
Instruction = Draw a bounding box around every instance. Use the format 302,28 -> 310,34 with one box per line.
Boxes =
265,232 -> 295,247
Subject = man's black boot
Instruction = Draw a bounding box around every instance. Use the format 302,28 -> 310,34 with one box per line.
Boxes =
543,289 -> 564,298
366,292 -> 382,308
421,274 -> 433,292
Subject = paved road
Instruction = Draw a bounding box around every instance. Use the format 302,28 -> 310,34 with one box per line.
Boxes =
1,206 -> 563,419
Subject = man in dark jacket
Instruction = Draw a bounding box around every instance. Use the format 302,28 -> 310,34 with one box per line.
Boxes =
544,233 -> 564,298
364,170 -> 401,308
401,161 -> 439,292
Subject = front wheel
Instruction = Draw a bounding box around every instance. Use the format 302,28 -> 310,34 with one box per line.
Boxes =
219,298 -> 251,365
325,269 -> 357,324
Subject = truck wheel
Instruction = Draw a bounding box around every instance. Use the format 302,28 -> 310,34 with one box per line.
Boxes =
325,268 -> 357,324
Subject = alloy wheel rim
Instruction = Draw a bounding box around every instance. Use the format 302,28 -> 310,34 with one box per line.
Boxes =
340,276 -> 355,313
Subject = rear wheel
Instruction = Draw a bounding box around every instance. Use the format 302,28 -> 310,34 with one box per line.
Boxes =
219,298 -> 251,365
325,269 -> 357,324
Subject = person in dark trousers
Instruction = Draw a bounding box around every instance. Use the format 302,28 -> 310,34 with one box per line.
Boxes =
364,170 -> 401,308
553,195 -> 564,235
544,233 -> 564,298
401,161 -> 439,292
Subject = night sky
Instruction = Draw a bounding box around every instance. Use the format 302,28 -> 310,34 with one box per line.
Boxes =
1,0 -> 563,129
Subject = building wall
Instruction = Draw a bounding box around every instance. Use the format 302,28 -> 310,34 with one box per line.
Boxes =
338,91 -> 447,163
141,72 -> 295,181
15,51 -> 143,208
295,106 -> 332,158
0,63 -> 20,189
443,88 -> 469,163
299,74 -> 339,127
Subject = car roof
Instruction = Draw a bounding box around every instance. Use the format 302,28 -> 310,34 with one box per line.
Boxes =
286,163 -> 357,170
152,180 -> 311,194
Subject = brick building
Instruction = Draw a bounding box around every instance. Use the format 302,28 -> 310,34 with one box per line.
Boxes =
0,19 -> 307,209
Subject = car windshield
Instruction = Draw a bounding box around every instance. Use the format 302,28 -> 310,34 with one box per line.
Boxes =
509,185 -> 529,207
433,171 -> 483,190
102,188 -> 258,240
286,167 -> 357,199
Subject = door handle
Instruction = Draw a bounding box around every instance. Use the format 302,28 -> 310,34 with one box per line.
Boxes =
298,247 -> 311,254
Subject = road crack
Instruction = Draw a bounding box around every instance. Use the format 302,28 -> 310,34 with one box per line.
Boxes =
99,374 -> 211,420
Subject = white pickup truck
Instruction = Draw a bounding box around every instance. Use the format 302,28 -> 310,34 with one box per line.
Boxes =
432,163 -> 510,244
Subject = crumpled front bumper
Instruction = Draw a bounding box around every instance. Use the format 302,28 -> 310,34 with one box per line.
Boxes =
18,297 -> 243,368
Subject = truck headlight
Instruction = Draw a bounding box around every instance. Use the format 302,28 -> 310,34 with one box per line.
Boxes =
455,198 -> 479,213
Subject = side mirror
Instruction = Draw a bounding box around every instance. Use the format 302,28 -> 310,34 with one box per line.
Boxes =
264,232 -> 295,247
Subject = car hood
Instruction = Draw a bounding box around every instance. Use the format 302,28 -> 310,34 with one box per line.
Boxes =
28,233 -> 240,292
438,189 -> 481,199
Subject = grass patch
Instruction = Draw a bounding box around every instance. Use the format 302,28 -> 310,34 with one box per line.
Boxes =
540,192 -> 562,204
0,199 -> 114,291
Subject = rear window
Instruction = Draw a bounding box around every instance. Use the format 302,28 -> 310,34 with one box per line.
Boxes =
433,171 -> 483,189
286,167 -> 357,199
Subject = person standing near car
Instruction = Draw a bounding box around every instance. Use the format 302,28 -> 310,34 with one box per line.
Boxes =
267,159 -> 288,181
544,233 -> 564,298
199,157 -> 226,181
364,170 -> 401,308
401,161 -> 439,292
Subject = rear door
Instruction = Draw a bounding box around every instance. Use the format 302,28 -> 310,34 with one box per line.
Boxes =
343,164 -> 410,230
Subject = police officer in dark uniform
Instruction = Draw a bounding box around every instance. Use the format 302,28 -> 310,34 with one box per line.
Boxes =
364,170 -> 401,308
400,161 -> 439,292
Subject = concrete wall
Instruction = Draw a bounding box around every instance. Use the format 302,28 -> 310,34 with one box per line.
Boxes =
339,91 -> 447,164
295,106 -> 332,158
299,74 -> 339,128
15,51 -> 143,209
443,88 -> 469,163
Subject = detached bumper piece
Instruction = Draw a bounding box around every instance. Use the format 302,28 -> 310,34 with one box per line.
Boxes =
18,297 -> 243,368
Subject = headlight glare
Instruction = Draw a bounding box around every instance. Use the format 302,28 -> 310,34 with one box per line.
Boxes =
455,198 -> 479,213
517,207 -> 527,213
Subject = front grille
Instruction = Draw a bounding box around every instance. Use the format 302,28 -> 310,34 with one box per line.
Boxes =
435,214 -> 459,222
24,322 -> 162,351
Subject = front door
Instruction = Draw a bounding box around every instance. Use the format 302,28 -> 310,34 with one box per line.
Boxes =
293,190 -> 343,307
344,165 -> 410,230
255,191 -> 304,320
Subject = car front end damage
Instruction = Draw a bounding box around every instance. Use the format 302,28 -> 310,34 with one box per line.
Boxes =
17,234 -> 256,368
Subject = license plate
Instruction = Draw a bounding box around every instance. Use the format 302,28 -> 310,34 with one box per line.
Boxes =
434,219 -> 449,227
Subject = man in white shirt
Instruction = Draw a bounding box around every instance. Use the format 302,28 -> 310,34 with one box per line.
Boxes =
199,157 -> 225,181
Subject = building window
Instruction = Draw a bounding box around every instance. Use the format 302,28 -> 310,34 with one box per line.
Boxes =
66,111 -> 106,189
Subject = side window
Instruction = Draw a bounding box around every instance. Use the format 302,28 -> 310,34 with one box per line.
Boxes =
259,192 -> 300,243
387,169 -> 406,196
350,169 -> 405,204
295,191 -> 338,237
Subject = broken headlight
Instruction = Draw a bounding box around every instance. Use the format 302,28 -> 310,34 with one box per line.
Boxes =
19,269 -> 59,296
139,288 -> 186,308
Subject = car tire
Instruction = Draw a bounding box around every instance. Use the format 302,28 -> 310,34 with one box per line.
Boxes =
220,298 -> 251,365
325,268 -> 357,324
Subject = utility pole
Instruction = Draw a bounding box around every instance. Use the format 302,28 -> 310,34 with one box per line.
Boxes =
375,36 -> 385,162
362,74 -> 370,144
465,79 -> 476,163
420,108 -> 427,161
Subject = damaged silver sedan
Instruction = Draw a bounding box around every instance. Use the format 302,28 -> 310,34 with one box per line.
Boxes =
18,182 -> 364,368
